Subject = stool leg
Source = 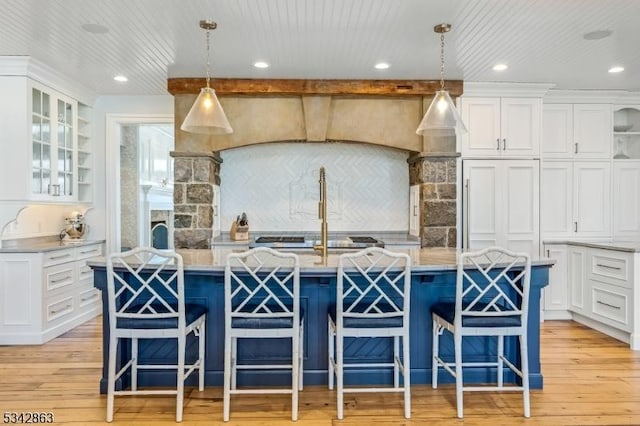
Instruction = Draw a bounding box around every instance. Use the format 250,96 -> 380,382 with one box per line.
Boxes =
454,332 -> 464,419
299,321 -> 304,391
198,320 -> 206,391
292,330 -> 299,421
403,335 -> 411,419
176,334 -> 185,422
336,330 -> 344,420
497,335 -> 504,387
520,334 -> 531,418
328,316 -> 334,390
394,335 -> 399,388
431,320 -> 439,389
106,334 -> 117,422
223,331 -> 232,422
131,337 -> 138,391
231,336 -> 237,390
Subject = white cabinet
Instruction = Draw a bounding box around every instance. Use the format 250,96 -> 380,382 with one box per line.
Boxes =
0,76 -> 91,202
541,161 -> 611,238
462,159 -> 539,256
613,161 -> 640,239
460,97 -> 541,158
566,244 -> 639,349
567,245 -> 588,315
0,243 -> 102,344
213,185 -> 221,237
542,244 -> 570,319
542,103 -> 611,159
408,185 -> 420,237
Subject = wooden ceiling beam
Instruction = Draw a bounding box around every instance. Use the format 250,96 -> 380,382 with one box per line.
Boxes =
167,78 -> 463,97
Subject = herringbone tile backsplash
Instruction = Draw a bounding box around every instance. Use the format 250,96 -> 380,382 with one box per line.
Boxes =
220,142 -> 409,232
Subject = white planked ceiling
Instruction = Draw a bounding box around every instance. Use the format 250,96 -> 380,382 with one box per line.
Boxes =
0,0 -> 639,96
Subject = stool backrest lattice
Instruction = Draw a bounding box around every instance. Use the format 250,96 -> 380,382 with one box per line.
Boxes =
225,247 -> 300,324
457,247 -> 531,325
106,247 -> 185,327
337,247 -> 411,326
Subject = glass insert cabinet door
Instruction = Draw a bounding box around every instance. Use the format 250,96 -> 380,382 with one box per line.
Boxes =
31,86 -> 76,198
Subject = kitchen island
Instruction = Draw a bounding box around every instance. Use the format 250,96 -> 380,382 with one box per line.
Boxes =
89,247 -> 553,392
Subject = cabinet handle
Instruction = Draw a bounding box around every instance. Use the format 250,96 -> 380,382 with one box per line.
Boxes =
79,249 -> 96,254
81,294 -> 98,303
596,263 -> 622,271
50,276 -> 71,284
546,249 -> 550,257
574,143 -> 579,154
50,304 -> 72,315
213,206 -> 218,217
413,205 -> 417,216
502,139 -> 506,150
496,138 -> 501,150
49,253 -> 72,260
596,300 -> 621,310
574,221 -> 578,232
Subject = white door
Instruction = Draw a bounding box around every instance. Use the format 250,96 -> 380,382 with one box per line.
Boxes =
573,161 -> 611,237
408,185 -> 420,237
463,159 -> 539,256
540,161 -> 574,237
568,245 -> 587,314
613,161 -> 640,238
500,98 -> 541,157
543,244 -> 570,317
460,97 -> 502,157
502,160 -> 539,254
542,104 -> 573,158
573,104 -> 612,159
463,160 -> 500,249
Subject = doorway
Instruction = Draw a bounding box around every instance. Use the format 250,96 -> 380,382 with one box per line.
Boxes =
105,115 -> 174,254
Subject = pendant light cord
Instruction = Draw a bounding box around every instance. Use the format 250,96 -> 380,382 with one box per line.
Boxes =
439,31 -> 445,90
205,29 -> 211,89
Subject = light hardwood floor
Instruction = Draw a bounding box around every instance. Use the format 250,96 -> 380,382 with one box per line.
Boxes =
1,318 -> 639,425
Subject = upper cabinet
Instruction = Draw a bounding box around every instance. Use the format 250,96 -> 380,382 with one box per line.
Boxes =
0,74 -> 93,203
613,106 -> 640,160
542,103 -> 611,159
460,97 -> 541,158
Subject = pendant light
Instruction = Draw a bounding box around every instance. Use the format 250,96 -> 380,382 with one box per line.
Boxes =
416,23 -> 467,136
181,20 -> 233,135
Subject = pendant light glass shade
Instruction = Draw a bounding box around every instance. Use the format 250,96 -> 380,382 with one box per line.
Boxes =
416,89 -> 467,136
416,23 -> 466,136
181,87 -> 233,134
180,19 -> 233,135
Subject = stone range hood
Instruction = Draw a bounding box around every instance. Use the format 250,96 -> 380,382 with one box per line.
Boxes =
168,79 -> 462,249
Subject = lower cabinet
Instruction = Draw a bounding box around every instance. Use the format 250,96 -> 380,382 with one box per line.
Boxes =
542,244 -> 571,319
0,243 -> 102,344
563,243 -> 639,349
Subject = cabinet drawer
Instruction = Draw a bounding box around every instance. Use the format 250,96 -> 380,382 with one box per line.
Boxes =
589,249 -> 633,288
77,288 -> 100,308
75,244 -> 102,260
43,249 -> 75,267
77,263 -> 94,284
591,283 -> 630,330
44,263 -> 75,294
46,296 -> 74,324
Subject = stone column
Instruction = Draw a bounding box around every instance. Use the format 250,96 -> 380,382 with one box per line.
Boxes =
171,151 -> 222,249
408,153 -> 459,248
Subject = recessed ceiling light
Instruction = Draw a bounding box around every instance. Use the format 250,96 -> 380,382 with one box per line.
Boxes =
492,63 -> 508,71
374,62 -> 390,70
113,75 -> 128,82
81,23 -> 109,34
583,29 -> 612,40
253,61 -> 269,68
608,66 -> 624,73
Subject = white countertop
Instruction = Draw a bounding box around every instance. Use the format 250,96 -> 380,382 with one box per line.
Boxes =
543,240 -> 640,253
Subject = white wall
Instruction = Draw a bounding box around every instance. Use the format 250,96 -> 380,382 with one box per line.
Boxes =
220,142 -> 410,233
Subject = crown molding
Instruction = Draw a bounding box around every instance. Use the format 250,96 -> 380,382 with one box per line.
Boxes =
0,56 -> 96,105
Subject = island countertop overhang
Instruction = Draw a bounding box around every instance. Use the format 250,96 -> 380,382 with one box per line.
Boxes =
87,247 -> 555,276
